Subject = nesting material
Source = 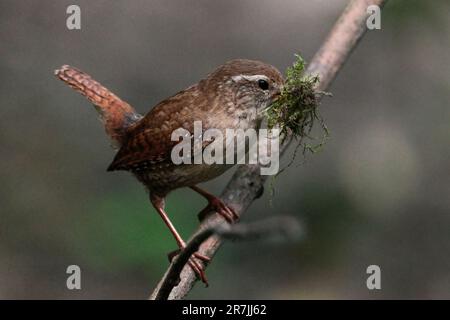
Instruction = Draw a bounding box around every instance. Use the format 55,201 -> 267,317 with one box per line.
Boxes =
264,54 -> 330,157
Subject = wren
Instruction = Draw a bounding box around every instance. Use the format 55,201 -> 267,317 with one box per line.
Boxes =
55,60 -> 284,284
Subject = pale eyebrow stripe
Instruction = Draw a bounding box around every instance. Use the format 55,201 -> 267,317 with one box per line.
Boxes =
231,74 -> 269,82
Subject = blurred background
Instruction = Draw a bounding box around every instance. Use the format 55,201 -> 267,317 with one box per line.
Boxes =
1,0 -> 449,299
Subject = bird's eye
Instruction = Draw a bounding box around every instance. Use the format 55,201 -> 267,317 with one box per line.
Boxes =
258,79 -> 269,90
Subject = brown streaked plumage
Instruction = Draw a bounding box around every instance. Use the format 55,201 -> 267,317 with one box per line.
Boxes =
55,59 -> 284,284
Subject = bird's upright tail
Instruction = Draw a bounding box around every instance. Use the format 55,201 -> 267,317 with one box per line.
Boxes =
54,65 -> 142,146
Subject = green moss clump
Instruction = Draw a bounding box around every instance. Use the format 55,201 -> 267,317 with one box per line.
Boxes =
264,54 -> 330,157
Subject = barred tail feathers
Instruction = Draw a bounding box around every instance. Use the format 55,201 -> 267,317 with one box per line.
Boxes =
54,65 -> 141,145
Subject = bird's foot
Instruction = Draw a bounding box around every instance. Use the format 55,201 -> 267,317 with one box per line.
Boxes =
167,248 -> 211,286
198,196 -> 239,223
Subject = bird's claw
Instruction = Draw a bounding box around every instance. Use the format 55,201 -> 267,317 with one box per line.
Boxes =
167,248 -> 210,286
198,197 -> 239,223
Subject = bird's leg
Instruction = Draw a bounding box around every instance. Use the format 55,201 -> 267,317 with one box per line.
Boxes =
149,193 -> 210,285
190,186 -> 239,223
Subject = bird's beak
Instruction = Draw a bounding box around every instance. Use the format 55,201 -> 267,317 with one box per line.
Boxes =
271,88 -> 281,101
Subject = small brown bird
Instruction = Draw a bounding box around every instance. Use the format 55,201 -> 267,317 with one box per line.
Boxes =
55,60 -> 283,283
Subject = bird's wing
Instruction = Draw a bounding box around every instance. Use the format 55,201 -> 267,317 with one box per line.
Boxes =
107,85 -> 209,171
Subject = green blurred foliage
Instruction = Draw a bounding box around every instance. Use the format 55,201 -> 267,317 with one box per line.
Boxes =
69,189 -> 204,276
384,0 -> 450,30
294,183 -> 361,266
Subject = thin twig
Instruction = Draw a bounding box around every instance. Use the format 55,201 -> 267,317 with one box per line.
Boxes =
149,0 -> 388,300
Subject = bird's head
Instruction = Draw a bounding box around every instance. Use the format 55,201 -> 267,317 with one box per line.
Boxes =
204,59 -> 284,114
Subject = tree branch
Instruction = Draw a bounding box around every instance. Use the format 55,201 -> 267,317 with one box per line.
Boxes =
152,216 -> 302,300
149,0 -> 388,300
